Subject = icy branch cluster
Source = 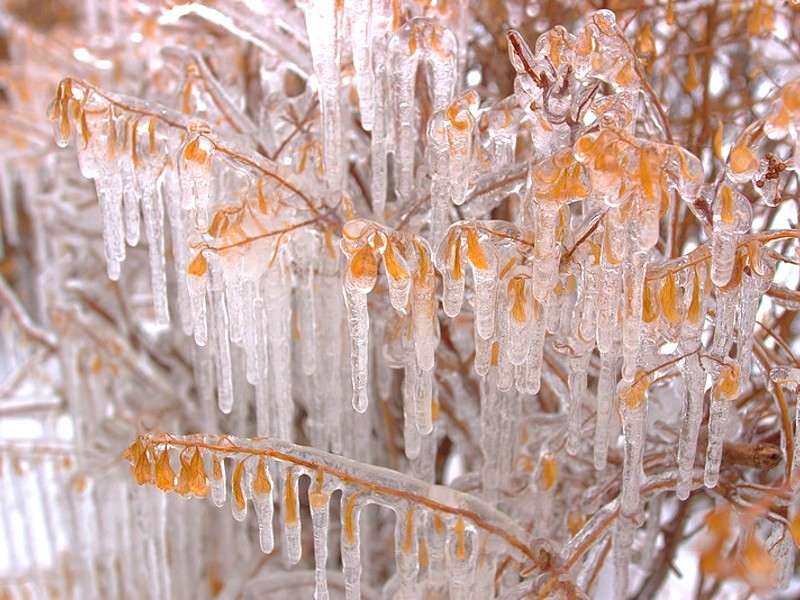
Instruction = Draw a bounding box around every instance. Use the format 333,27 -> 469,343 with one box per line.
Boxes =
3,0 -> 800,598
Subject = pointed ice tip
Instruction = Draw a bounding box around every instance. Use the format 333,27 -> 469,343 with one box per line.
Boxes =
353,390 -> 368,413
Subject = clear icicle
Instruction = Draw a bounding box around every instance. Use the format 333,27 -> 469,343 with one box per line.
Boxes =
677,352 -> 705,499
594,350 -> 617,470
345,287 -> 370,413
96,174 -> 126,280
567,353 -> 590,455
428,112 -> 451,248
437,230 -> 465,318
316,268 -> 344,453
704,372 -> 732,488
619,377 -> 647,516
121,160 -> 141,247
710,185 -> 743,287
210,455 -> 226,508
415,365 -> 434,435
480,370 -> 502,495
309,482 -> 330,600
394,506 -> 419,598
163,170 -> 193,335
735,270 -> 761,383
187,269 -> 208,347
282,469 -> 302,564
507,275 -> 531,366
403,362 -> 422,459
250,459 -> 274,553
471,258 -> 498,340
474,319 -> 491,377
226,273 -> 244,345
209,256 -> 234,414
303,0 -> 344,190
711,286 -> 739,358
445,91 -> 478,207
141,182 -> 169,325
370,54 -> 389,221
350,0 -> 374,131
389,23 -> 420,206
0,160 -> 19,246
412,241 -> 437,372
341,492 -> 362,600
525,301 -> 546,395
265,267 -> 293,440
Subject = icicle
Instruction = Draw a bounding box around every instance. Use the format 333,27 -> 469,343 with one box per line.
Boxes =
283,469 -> 302,564
209,255 -> 234,414
424,22 -> 458,112
243,287 -> 260,384
345,287 -> 371,413
96,174 -> 126,280
436,228 -> 466,318
192,342 -> 216,432
141,182 -> 169,325
676,352 -> 705,499
480,368 -> 502,495
446,517 -> 476,599
264,265 -> 293,440
296,232 -> 319,376
486,106 -> 517,169
0,160 -> 19,246
341,492 -> 362,600
163,169 -> 193,335
231,458 -> 248,521
121,162 -> 141,247
415,366 -> 434,435
474,318 -> 491,377
736,269 -> 761,383
210,454 -> 226,508
309,471 -> 330,600
621,251 -> 647,382
594,350 -> 617,470
412,239 -> 437,372
711,184 -> 750,287
404,362 -> 422,459
225,273 -> 244,347
315,266 -> 344,453
370,57 -> 389,221
466,229 -> 498,339
187,254 -> 209,347
445,90 -> 479,207
597,215 -> 623,354
304,0 -> 344,190
525,300 -> 546,395
389,22 -> 421,206
249,458 -> 274,553
618,373 -> 649,515
428,111 -> 451,248
342,225 -> 380,412
350,0 -> 374,131
507,275 -> 531,366
395,505 -> 420,597
385,237 -> 411,312
705,361 -> 739,487
567,353 -> 590,455
711,284 -> 739,358
179,135 -> 214,230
